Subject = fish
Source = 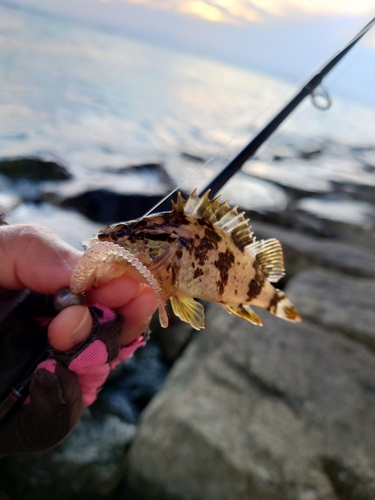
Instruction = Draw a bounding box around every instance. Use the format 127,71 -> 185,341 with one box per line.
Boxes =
70,190 -> 300,330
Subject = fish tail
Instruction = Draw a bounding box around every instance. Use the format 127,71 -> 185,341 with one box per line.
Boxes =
268,289 -> 300,322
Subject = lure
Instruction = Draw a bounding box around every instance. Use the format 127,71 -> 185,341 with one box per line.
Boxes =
70,190 -> 300,330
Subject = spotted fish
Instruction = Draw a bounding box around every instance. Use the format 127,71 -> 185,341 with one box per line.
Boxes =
72,190 -> 300,330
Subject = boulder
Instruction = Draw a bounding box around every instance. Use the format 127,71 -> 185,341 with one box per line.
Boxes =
291,197 -> 375,251
0,339 -> 171,500
165,154 -> 289,215
242,159 -> 332,198
40,163 -> 174,223
287,267 -> 375,351
0,412 -> 135,500
61,189 -> 164,223
0,157 -> 71,181
355,149 -> 375,172
125,303 -> 375,500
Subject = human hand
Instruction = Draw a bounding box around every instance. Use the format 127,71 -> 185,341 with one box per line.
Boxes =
0,223 -> 158,454
0,223 -> 158,351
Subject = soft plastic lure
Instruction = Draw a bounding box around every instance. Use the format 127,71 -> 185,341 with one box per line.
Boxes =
70,240 -> 169,328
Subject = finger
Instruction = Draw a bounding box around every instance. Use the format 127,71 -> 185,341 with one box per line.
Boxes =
48,305 -> 93,351
0,224 -> 81,293
116,286 -> 159,346
84,274 -> 143,309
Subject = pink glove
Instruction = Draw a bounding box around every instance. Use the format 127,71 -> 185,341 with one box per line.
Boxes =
0,304 -> 145,455
48,304 -> 146,406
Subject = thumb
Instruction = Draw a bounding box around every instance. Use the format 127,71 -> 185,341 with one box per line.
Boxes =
48,305 -> 93,352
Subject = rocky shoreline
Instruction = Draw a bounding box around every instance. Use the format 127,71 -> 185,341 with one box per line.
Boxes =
0,142 -> 375,499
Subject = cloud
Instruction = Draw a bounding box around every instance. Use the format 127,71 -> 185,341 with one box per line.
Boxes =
119,0 -> 375,25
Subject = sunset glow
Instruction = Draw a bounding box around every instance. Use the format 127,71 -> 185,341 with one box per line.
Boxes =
180,1 -> 226,23
123,0 -> 374,24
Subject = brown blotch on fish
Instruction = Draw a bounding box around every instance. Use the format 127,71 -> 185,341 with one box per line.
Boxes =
214,250 -> 235,295
247,279 -> 262,300
194,237 -> 215,266
194,267 -> 204,279
204,226 -> 222,246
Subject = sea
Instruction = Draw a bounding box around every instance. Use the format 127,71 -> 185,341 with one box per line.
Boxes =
1,2 -> 375,227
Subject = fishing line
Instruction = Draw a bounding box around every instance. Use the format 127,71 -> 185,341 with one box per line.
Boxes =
137,82 -> 302,220
262,39 -> 375,157
137,14 -> 375,223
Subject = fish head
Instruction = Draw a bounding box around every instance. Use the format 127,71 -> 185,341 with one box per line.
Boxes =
83,216 -> 179,269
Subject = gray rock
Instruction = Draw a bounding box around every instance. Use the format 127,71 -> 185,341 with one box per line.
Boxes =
251,221 -> 375,279
287,267 -> 375,351
331,181 -> 375,205
61,189 -> 165,223
165,154 -> 289,214
102,162 -> 174,189
40,164 -> 174,223
154,317 -> 195,361
180,151 -> 207,163
355,149 -> 375,172
291,197 -> 375,250
0,411 -> 136,500
125,305 -> 375,500
242,159 -> 332,198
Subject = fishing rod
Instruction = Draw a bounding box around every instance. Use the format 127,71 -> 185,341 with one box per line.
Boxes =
0,17 -> 374,423
199,16 -> 375,197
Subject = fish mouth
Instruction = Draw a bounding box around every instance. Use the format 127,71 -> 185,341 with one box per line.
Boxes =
81,236 -> 99,250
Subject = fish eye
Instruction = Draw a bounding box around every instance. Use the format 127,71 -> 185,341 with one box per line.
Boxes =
115,229 -> 126,238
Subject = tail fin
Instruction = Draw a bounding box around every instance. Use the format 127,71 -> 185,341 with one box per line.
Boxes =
269,289 -> 300,322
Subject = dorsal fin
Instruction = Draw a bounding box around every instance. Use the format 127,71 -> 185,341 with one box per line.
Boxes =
171,189 -> 254,250
246,238 -> 285,282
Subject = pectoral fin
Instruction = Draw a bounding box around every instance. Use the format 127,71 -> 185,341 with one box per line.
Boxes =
147,236 -> 179,300
170,295 -> 205,330
224,304 -> 263,326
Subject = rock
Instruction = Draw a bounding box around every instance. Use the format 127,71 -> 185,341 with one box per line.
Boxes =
331,180 -> 375,205
40,164 -> 174,223
242,159 -> 332,198
299,146 -> 322,159
271,144 -> 297,162
292,197 -> 375,250
103,162 -> 174,188
251,221 -> 375,279
287,267 -> 375,351
180,151 -> 206,163
0,411 -> 136,500
125,304 -> 375,500
61,189 -> 165,223
0,339 -> 171,499
355,149 -> 375,172
92,338 -> 171,424
153,318 -> 195,362
0,157 -> 71,181
165,154 -> 289,214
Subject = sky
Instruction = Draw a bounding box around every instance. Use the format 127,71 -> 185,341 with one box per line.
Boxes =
5,0 -> 375,105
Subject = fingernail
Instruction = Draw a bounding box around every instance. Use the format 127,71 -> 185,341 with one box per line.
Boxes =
71,307 -> 92,344
134,283 -> 145,298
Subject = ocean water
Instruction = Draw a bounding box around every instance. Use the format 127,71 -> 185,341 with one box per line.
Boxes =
1,3 -> 375,217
